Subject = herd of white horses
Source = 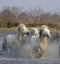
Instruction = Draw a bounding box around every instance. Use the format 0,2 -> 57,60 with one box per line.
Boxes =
2,23 -> 51,58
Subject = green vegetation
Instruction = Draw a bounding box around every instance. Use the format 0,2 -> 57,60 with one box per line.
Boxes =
0,6 -> 60,30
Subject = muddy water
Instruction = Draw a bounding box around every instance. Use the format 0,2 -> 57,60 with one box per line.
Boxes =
0,30 -> 60,59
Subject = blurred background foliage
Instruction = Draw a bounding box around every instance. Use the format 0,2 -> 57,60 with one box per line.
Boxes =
0,6 -> 60,30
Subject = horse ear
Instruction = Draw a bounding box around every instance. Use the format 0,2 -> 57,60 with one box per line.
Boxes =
39,30 -> 42,38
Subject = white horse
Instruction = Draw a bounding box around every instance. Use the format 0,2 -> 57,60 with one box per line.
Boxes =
22,27 -> 39,45
2,23 -> 29,51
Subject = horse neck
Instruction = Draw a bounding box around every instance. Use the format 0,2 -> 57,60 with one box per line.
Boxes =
17,32 -> 23,42
40,36 -> 48,48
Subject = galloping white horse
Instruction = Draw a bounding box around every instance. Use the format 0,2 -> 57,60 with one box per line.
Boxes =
2,23 -> 29,51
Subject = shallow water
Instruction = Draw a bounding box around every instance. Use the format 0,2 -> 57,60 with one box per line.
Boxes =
0,58 -> 60,64
0,30 -> 60,59
0,30 -> 60,64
